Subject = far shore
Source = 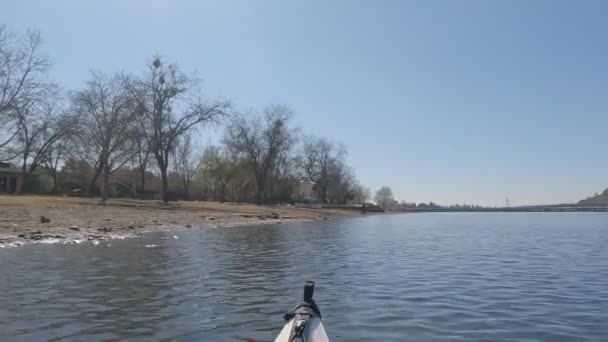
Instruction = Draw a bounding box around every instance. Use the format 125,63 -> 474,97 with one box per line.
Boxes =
0,195 -> 371,248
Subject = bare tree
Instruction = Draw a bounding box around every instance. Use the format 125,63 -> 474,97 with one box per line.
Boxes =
72,72 -> 138,202
374,186 -> 394,208
224,105 -> 297,204
129,57 -> 230,204
42,134 -> 73,192
198,145 -> 242,201
172,134 -> 200,199
133,128 -> 150,193
325,163 -> 350,203
0,110 -> 19,160
351,183 -> 371,204
12,89 -> 76,193
267,152 -> 298,202
71,135 -> 103,196
0,26 -> 51,159
295,136 -> 346,203
59,157 -> 94,191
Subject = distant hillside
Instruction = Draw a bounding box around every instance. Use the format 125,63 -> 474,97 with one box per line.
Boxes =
578,188 -> 608,206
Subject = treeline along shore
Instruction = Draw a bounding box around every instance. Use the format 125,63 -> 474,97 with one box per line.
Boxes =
0,26 -> 378,248
0,26 -> 370,205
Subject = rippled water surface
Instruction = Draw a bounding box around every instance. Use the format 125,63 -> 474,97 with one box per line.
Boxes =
1,213 -> 608,341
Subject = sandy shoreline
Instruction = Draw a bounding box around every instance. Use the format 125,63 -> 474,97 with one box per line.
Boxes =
0,195 -> 365,248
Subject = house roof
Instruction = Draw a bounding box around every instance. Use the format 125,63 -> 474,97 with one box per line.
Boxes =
0,162 -> 22,175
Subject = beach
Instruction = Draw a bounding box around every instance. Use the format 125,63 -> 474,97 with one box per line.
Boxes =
0,195 -> 364,248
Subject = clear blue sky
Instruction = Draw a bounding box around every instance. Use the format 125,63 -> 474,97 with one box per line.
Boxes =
2,0 -> 607,206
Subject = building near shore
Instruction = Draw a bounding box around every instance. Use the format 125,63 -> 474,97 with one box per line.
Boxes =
294,180 -> 318,203
0,162 -> 22,194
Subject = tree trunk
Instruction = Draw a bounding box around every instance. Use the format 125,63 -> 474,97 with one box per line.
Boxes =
256,177 -> 265,205
201,184 -> 208,201
183,179 -> 190,200
17,157 -> 27,195
88,167 -> 102,197
320,184 -> 328,204
51,170 -> 58,193
161,167 -> 169,205
139,166 -> 146,193
220,182 -> 226,202
101,166 -> 110,202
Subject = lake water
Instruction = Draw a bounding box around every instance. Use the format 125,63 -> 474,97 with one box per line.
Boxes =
1,213 -> 608,341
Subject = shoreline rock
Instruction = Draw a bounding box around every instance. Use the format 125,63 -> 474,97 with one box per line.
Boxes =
0,218 -> 317,248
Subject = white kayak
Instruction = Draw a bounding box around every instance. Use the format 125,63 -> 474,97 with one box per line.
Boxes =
274,281 -> 330,342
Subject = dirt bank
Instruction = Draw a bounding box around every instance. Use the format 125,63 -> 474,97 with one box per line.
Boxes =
0,195 -> 365,248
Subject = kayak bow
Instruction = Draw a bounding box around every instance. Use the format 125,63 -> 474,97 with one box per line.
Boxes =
274,281 -> 330,342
